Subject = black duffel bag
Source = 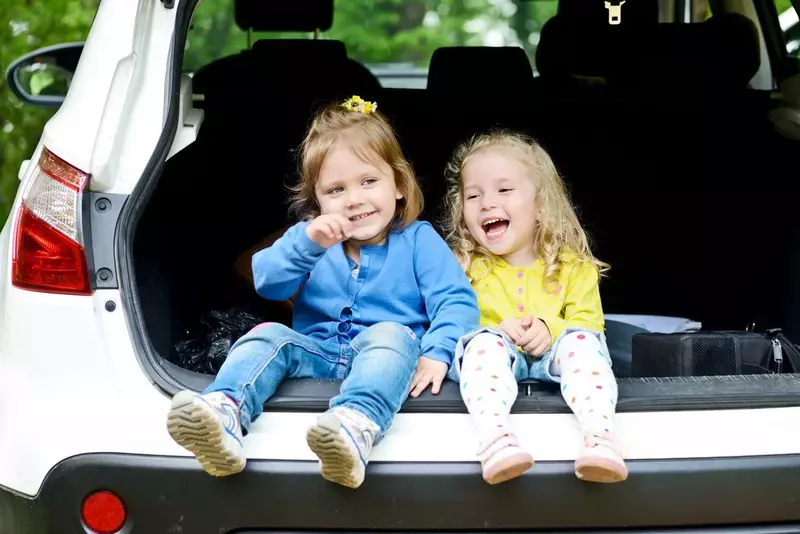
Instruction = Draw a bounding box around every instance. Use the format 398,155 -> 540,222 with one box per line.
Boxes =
631,328 -> 800,378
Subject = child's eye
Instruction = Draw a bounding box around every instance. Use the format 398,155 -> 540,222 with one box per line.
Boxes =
499,188 -> 514,193
362,178 -> 378,185
466,194 -> 479,200
327,187 -> 343,195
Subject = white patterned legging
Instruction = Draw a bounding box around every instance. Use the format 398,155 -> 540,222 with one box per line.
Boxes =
460,331 -> 618,451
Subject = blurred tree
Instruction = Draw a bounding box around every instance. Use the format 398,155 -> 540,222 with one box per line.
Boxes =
0,0 -> 97,226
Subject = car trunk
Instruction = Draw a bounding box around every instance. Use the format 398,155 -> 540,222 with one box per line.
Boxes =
124,66 -> 800,412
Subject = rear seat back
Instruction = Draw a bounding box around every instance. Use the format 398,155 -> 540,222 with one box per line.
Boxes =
159,0 -> 383,306
533,3 -> 776,330
406,46 -> 538,223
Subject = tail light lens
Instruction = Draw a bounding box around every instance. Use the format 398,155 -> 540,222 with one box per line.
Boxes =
12,147 -> 92,295
81,490 -> 127,534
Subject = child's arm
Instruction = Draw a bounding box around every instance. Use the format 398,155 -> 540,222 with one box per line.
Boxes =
251,221 -> 327,301
540,261 -> 604,341
413,223 -> 481,365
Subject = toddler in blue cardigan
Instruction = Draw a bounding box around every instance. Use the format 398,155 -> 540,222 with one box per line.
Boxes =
166,96 -> 479,488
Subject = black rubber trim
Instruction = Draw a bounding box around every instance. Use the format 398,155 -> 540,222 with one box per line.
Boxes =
83,192 -> 127,290
2,452 -> 800,533
176,370 -> 800,414
238,530 -> 800,534
116,0 -> 201,394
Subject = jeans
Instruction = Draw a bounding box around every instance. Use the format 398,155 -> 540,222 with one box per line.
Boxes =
204,321 -> 421,436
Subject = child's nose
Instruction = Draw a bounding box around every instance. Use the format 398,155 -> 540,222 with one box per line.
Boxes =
345,190 -> 364,207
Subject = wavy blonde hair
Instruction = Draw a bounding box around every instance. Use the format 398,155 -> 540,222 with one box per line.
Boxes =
441,130 -> 609,290
289,100 -> 423,230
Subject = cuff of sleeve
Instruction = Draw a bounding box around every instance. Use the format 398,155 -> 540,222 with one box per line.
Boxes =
294,225 -> 327,258
422,345 -> 453,366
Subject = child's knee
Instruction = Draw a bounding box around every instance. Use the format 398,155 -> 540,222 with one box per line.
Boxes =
561,331 -> 602,352
468,332 -> 504,350
466,333 -> 512,362
245,321 -> 291,339
360,321 -> 420,360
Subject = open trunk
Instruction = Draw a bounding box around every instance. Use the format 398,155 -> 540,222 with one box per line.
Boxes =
129,88 -> 800,413
126,2 -> 800,413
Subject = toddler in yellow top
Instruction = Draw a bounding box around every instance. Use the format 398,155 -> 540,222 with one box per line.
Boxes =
442,130 -> 627,485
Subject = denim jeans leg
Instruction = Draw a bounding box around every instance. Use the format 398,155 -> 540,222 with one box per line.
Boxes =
204,322 -> 339,432
330,321 -> 420,435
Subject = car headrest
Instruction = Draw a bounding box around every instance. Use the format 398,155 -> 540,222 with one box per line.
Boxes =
536,13 -> 760,91
535,15 -> 635,82
616,14 -> 761,90
427,46 -> 534,95
251,38 -> 347,63
235,0 -> 334,32
251,39 -> 381,94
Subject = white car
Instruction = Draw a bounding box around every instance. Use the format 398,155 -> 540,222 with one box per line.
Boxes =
2,0 -> 800,532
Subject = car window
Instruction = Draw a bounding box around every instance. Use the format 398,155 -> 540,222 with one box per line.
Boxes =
183,0 -> 558,84
775,0 -> 799,57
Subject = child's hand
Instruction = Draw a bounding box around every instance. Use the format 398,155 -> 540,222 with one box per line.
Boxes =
409,356 -> 448,397
517,318 -> 552,357
497,316 -> 533,344
305,214 -> 353,248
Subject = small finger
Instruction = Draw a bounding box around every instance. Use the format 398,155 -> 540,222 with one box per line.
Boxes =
518,330 -> 536,348
329,219 -> 344,240
431,375 -> 443,395
341,216 -> 354,237
321,222 -> 336,239
408,373 -> 422,397
514,325 -> 527,341
532,338 -> 550,357
411,379 -> 428,398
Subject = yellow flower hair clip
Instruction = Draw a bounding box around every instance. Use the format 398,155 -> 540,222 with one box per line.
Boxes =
342,95 -> 377,115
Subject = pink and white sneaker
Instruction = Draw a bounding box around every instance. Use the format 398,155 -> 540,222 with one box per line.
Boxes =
574,432 -> 628,483
478,434 -> 534,485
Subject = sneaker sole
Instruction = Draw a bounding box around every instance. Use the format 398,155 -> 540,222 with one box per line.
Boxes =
575,456 -> 628,483
166,391 -> 245,477
306,417 -> 364,489
483,451 -> 534,485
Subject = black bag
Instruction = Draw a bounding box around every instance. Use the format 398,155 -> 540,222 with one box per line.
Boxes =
631,328 -> 800,378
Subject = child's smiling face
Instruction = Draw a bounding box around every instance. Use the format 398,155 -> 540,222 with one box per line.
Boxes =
315,139 -> 404,246
461,146 -> 539,266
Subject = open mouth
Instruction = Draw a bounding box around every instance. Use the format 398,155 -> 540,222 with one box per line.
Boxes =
350,211 -> 376,222
481,218 -> 509,240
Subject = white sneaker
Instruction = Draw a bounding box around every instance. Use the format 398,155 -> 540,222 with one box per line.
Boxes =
305,407 -> 380,489
166,390 -> 246,476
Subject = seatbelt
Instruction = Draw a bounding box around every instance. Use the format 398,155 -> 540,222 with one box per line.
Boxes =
605,0 -> 626,24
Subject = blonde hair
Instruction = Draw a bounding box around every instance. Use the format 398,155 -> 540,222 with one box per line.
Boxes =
289,99 -> 423,230
442,130 -> 609,290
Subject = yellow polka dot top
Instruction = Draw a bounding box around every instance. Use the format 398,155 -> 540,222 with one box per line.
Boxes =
468,254 -> 604,341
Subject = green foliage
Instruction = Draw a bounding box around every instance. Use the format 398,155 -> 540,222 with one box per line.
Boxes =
0,0 -> 97,225
775,0 -> 795,13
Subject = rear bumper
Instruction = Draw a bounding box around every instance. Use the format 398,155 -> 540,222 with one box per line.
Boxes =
3,453 -> 800,533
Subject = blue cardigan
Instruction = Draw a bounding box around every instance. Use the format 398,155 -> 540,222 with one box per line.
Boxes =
251,220 -> 479,364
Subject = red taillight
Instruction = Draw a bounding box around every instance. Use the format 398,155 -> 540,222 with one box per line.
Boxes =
12,147 -> 91,295
81,490 -> 127,534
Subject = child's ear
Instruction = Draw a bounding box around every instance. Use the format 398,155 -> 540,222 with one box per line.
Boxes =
396,190 -> 404,200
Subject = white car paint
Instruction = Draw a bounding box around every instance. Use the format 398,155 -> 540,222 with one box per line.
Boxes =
2,0 -> 800,502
